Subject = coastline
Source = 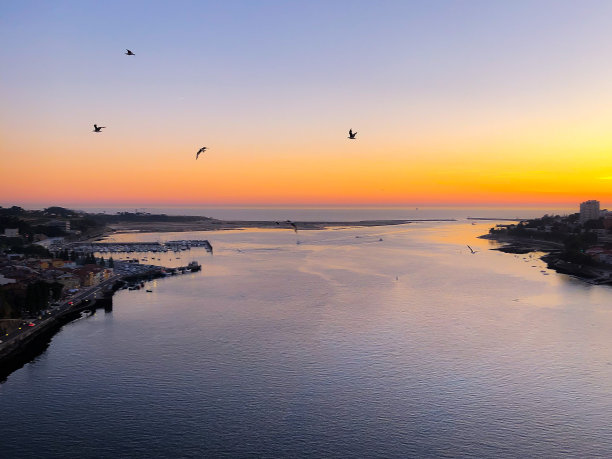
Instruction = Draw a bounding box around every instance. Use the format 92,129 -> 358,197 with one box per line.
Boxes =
104,218 -> 456,235
0,278 -> 120,382
480,233 -> 612,285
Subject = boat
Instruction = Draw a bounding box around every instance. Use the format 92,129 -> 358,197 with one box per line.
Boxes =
187,261 -> 201,272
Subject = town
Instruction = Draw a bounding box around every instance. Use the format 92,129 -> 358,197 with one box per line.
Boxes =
486,200 -> 612,283
0,206 -> 207,373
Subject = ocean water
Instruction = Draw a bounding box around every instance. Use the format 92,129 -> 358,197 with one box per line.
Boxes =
2,221 -> 612,458
74,205 -> 575,221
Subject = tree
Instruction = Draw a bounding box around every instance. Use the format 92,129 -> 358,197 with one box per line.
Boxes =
44,206 -> 73,217
108,257 -> 114,268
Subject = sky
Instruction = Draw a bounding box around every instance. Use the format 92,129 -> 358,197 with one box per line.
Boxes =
1,0 -> 611,209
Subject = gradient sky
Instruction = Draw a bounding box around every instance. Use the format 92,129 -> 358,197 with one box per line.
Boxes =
1,0 -> 611,208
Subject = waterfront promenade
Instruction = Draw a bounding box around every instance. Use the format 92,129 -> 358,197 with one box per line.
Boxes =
0,275 -> 120,359
0,255 -> 203,380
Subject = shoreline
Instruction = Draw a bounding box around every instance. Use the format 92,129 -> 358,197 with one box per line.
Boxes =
0,262 -> 197,382
480,233 -> 612,285
103,218 -> 456,236
0,279 -> 120,382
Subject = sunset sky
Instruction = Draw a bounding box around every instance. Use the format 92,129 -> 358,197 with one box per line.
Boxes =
1,0 -> 611,208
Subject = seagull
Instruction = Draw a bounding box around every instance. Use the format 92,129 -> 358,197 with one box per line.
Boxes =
93,124 -> 105,132
286,220 -> 298,233
467,245 -> 478,254
348,129 -> 357,139
196,147 -> 207,159
125,49 -> 135,56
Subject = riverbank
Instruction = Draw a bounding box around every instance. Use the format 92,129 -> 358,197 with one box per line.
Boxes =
0,293 -> 114,381
0,275 -> 121,381
0,260 -> 201,381
480,233 -> 612,285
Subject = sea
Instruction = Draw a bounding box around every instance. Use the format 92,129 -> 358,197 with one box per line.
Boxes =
2,207 -> 612,458
72,205 -> 573,221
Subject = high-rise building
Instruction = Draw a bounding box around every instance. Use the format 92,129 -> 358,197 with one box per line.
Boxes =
579,200 -> 600,223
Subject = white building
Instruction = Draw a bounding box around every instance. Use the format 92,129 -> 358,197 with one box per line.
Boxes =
580,200 -> 600,224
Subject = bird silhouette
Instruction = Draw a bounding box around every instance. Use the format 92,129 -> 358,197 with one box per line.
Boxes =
93,124 -> 105,132
125,49 -> 135,56
348,129 -> 357,139
286,220 -> 298,233
196,147 -> 207,159
467,245 -> 478,254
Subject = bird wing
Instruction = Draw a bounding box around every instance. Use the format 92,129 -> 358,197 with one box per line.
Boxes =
467,245 -> 473,252
349,129 -> 353,136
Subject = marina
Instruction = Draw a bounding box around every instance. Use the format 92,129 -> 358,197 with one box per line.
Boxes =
53,239 -> 213,254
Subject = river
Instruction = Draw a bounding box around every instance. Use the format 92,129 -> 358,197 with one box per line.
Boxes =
1,220 -> 611,458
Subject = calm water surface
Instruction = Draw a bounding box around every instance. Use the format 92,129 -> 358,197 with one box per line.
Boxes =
2,222 -> 612,458
75,205 -> 574,221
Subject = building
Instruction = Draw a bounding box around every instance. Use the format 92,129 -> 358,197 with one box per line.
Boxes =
47,220 -> 71,232
580,200 -> 600,224
3,228 -> 19,237
56,273 -> 81,290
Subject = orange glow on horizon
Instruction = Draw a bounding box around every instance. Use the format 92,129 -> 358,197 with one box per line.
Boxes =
2,100 -> 611,208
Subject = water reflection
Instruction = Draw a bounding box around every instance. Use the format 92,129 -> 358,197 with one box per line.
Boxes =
2,222 -> 612,457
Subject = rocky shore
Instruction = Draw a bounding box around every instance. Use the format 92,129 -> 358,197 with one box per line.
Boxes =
480,233 -> 612,285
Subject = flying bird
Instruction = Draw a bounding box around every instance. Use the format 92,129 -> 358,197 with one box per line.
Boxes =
467,245 -> 478,254
125,49 -> 135,56
196,147 -> 207,159
348,129 -> 357,139
93,124 -> 105,132
286,220 -> 298,233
